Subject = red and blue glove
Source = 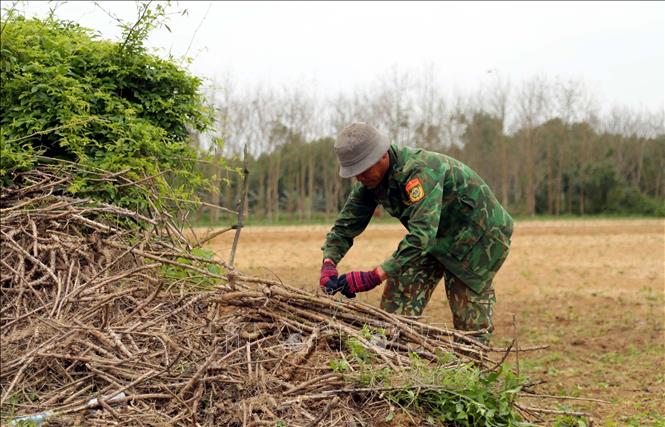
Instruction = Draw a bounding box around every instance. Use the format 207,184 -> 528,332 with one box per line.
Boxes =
338,269 -> 382,293
320,259 -> 356,298
320,259 -> 338,290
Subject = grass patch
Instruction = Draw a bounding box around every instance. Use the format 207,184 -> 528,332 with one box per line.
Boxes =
332,326 -> 534,426
194,213 -> 662,228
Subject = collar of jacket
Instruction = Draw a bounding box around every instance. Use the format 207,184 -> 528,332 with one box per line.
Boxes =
388,145 -> 407,184
373,145 -> 405,194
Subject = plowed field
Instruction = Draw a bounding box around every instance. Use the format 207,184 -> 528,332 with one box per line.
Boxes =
201,219 -> 665,425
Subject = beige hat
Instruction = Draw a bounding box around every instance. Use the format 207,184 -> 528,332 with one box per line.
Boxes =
334,122 -> 390,178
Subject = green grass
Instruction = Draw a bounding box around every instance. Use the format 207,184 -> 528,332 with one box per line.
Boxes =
511,213 -> 664,221
193,212 -> 402,227
330,327 -> 538,426
193,212 -> 662,228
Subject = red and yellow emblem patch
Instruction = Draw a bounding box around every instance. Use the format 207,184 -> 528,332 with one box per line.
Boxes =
405,177 -> 425,203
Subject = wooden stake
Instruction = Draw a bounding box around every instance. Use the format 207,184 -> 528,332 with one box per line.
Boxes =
230,144 -> 249,267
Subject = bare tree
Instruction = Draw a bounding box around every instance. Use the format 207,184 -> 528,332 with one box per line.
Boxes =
412,63 -> 449,151
485,73 -> 512,207
369,66 -> 415,147
515,75 -> 551,216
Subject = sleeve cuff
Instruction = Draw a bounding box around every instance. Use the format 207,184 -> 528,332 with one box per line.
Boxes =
322,250 -> 342,265
380,258 -> 401,278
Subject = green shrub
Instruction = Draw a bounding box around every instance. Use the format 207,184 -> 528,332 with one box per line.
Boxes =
336,329 -> 530,426
606,186 -> 665,216
0,10 -> 215,211
385,357 -> 527,426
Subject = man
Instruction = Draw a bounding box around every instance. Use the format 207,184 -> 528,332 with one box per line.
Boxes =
319,122 -> 513,344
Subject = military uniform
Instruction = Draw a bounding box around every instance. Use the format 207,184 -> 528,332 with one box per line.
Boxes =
322,145 -> 513,343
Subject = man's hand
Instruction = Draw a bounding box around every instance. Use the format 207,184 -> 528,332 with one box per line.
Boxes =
320,259 -> 356,298
338,268 -> 383,293
320,259 -> 340,294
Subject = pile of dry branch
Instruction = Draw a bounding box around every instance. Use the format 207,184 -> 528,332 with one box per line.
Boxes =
1,164 -> 587,425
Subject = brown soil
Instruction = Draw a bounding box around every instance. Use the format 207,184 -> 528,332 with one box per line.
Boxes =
201,219 -> 665,425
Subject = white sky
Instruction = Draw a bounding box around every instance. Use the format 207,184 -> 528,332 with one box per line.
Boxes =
18,1 -> 665,112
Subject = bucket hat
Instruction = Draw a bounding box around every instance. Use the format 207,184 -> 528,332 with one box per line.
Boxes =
334,122 -> 390,178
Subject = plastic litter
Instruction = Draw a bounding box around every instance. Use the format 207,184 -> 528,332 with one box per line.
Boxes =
9,392 -> 127,426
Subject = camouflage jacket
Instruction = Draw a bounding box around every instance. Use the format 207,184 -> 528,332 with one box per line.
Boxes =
322,145 -> 513,293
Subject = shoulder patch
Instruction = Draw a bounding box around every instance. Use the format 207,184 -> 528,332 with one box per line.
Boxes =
405,177 -> 425,203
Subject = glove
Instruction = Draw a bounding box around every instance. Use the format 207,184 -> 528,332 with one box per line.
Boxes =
320,259 -> 339,293
339,287 -> 357,299
338,269 -> 382,293
320,259 -> 356,298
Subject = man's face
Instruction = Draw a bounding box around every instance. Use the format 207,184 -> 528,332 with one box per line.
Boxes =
355,153 -> 389,189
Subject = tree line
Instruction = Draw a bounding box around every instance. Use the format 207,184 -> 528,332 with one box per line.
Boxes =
194,69 -> 664,223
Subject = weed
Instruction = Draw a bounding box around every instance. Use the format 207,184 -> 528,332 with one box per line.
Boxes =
553,415 -> 588,427
598,352 -> 624,364
329,358 -> 350,373
337,329 -> 532,425
345,337 -> 372,364
384,363 -> 528,426
160,247 -> 226,292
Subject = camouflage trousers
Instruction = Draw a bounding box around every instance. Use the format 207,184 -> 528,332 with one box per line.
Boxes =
380,254 -> 496,344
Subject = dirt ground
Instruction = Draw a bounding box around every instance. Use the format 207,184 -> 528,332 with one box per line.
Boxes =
200,219 -> 665,425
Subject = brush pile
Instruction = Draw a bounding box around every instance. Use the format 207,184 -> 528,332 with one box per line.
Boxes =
1,164 -> 587,426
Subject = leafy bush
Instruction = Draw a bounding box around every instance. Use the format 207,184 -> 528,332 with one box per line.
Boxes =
385,356 -> 527,426
606,186 -> 665,216
333,327 -> 529,426
0,10 -> 215,211
579,160 -> 665,216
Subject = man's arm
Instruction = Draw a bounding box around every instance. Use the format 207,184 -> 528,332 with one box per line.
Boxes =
337,169 -> 442,295
321,181 -> 377,263
379,169 -> 442,278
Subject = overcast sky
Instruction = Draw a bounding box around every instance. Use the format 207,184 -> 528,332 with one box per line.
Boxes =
20,1 -> 665,112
